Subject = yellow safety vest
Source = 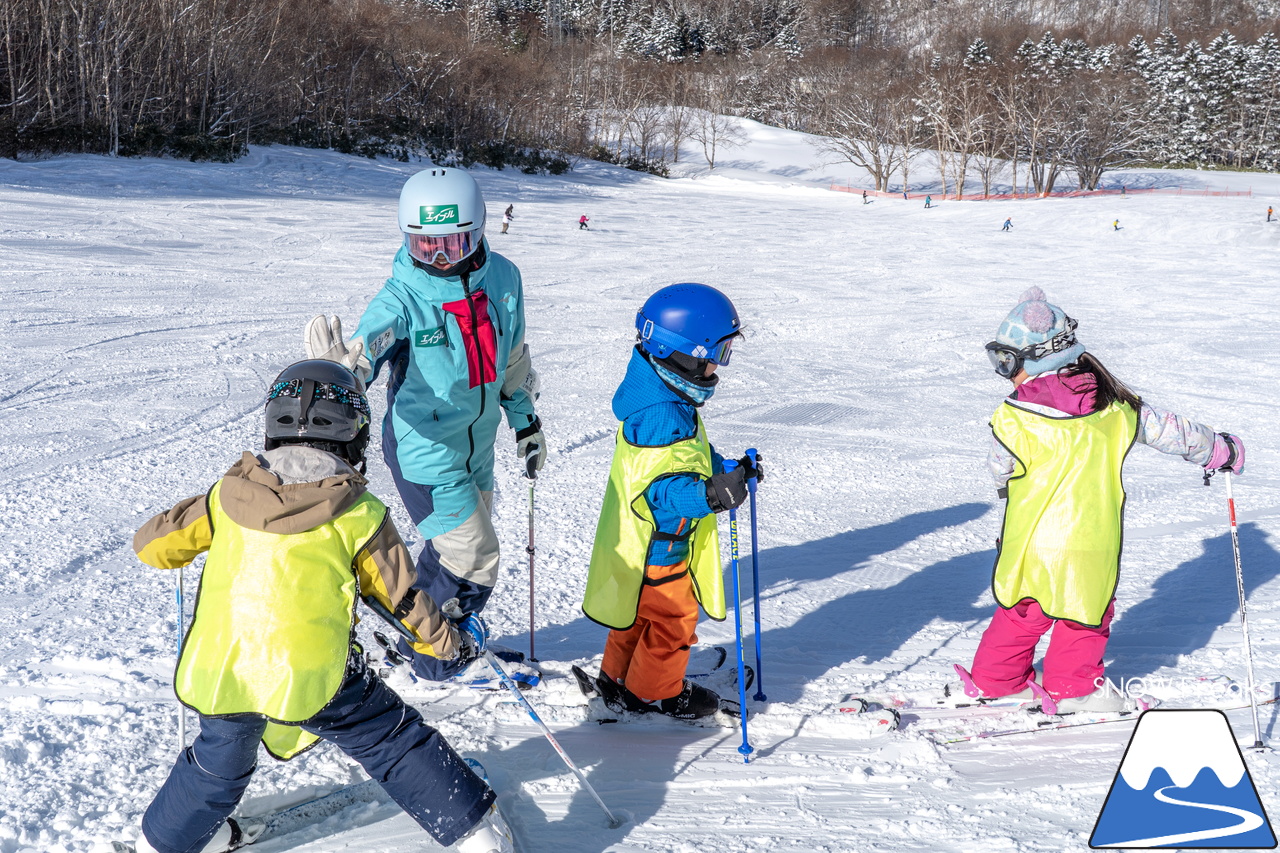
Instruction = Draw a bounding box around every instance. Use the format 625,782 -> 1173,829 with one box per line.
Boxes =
990,400 -> 1138,627
583,417 -> 725,630
176,481 -> 386,759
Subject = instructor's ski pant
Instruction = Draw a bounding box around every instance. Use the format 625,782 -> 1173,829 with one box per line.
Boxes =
385,429 -> 501,682
971,597 -> 1116,700
602,561 -> 699,702
140,657 -> 494,853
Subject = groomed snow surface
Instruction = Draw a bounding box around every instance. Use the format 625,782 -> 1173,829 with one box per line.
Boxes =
2,121 -> 1279,853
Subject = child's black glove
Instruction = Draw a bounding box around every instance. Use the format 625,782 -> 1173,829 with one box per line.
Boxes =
736,453 -> 764,484
705,468 -> 749,513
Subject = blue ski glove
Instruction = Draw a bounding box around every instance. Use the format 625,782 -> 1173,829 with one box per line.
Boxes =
455,612 -> 489,665
441,598 -> 489,664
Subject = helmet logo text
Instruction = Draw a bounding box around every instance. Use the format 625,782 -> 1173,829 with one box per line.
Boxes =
419,204 -> 460,225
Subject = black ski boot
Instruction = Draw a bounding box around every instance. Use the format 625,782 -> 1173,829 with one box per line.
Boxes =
657,679 -> 721,720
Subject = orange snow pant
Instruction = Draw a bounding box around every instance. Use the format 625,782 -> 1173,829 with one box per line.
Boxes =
601,561 -> 699,702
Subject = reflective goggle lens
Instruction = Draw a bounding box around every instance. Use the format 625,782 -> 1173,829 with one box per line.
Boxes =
711,335 -> 735,366
985,344 -> 1020,378
406,229 -> 479,265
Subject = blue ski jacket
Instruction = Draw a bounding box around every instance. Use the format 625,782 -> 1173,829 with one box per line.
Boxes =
353,243 -> 536,535
612,347 -> 725,567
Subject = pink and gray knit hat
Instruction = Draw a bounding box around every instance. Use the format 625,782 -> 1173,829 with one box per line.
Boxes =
995,287 -> 1085,375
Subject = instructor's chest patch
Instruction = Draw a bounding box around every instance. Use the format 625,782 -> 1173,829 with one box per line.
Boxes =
413,326 -> 448,348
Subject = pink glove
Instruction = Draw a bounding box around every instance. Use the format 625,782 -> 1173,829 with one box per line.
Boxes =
1206,433 -> 1245,475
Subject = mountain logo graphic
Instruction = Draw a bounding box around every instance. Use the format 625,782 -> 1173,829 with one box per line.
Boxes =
1091,709 -> 1276,848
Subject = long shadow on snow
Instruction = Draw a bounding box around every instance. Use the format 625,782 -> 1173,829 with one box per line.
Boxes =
1107,522 -> 1279,682
745,502 -> 994,704
478,717 -> 722,852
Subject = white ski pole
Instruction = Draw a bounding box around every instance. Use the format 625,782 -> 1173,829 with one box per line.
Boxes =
1224,472 -> 1266,750
442,602 -> 623,828
175,566 -> 186,750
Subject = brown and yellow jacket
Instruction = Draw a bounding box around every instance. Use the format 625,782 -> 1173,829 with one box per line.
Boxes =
134,446 -> 456,758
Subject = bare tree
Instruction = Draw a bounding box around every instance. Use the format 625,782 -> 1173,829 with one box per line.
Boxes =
691,104 -> 745,170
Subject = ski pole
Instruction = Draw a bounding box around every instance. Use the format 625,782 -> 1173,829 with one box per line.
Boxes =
525,445 -> 538,662
175,566 -> 185,750
442,602 -> 622,828
745,448 -> 765,702
725,461 -> 754,763
1224,472 -> 1266,750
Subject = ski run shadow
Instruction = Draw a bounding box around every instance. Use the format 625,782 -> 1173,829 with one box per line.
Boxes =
740,502 -> 994,704
1107,522 -> 1280,683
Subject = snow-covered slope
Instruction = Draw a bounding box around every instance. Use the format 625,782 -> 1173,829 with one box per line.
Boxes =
1,124 -> 1278,853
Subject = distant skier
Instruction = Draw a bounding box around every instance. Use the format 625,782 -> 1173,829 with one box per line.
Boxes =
579,214 -> 590,230
1113,219 -> 1120,230
1002,218 -> 1012,231
947,288 -> 1245,714
501,204 -> 514,234
127,360 -> 513,853
1268,206 -> 1273,222
862,190 -> 868,204
925,195 -> 933,209
580,283 -> 759,721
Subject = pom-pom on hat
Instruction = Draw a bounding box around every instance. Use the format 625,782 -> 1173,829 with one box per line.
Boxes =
995,287 -> 1085,376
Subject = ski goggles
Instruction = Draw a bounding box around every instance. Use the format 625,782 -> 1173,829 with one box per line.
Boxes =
405,228 -> 481,266
984,317 -> 1078,379
268,379 -> 371,423
638,318 -> 740,366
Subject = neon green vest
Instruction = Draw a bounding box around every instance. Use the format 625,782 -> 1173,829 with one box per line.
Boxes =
583,417 -> 725,630
990,400 -> 1138,627
177,481 -> 386,759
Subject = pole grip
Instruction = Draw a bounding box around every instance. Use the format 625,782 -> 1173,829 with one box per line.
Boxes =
363,595 -> 419,642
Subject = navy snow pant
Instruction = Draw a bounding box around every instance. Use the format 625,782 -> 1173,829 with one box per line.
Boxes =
140,657 -> 494,853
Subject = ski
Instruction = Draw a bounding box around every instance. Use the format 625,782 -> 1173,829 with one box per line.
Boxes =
462,758 -> 525,853
111,780 -> 384,853
942,691 -> 1280,744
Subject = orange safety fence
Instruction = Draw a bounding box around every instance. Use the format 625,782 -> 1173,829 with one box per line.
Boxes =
832,185 -> 1252,200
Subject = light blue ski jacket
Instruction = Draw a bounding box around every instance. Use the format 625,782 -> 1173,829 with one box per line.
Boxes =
352,243 -> 536,530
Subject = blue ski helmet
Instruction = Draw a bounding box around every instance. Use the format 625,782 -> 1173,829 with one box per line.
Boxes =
636,283 -> 741,365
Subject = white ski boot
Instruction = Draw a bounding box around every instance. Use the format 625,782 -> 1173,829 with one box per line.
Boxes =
132,818 -> 265,853
454,804 -> 515,853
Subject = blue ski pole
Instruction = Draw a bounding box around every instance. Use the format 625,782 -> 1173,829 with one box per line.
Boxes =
745,448 -> 765,702
724,461 -> 754,763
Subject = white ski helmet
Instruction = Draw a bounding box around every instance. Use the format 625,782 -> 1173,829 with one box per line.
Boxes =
397,167 -> 486,272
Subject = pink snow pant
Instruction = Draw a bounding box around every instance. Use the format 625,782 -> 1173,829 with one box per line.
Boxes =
971,598 -> 1116,700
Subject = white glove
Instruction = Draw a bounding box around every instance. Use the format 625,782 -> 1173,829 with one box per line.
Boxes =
305,315 -> 370,380
515,417 -> 546,478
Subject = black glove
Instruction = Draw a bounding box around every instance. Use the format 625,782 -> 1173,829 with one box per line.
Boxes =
736,453 -> 764,484
705,467 -> 749,513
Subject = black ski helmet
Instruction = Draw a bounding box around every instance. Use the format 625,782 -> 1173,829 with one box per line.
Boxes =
264,360 -> 371,468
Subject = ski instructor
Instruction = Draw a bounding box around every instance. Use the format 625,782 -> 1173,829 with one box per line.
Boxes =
304,166 -> 544,687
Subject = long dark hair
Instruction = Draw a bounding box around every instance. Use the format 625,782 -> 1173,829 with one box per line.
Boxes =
1064,352 -> 1142,411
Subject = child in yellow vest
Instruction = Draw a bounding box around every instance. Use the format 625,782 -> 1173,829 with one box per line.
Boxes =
948,288 -> 1245,715
128,360 -> 512,853
580,283 -> 759,720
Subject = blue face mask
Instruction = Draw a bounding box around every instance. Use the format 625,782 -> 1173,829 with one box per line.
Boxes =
650,358 -> 716,406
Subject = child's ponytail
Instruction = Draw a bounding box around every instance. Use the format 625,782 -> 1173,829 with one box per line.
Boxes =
1067,352 -> 1142,412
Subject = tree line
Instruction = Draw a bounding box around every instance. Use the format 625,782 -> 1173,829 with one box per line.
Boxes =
2,0 -> 1278,189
